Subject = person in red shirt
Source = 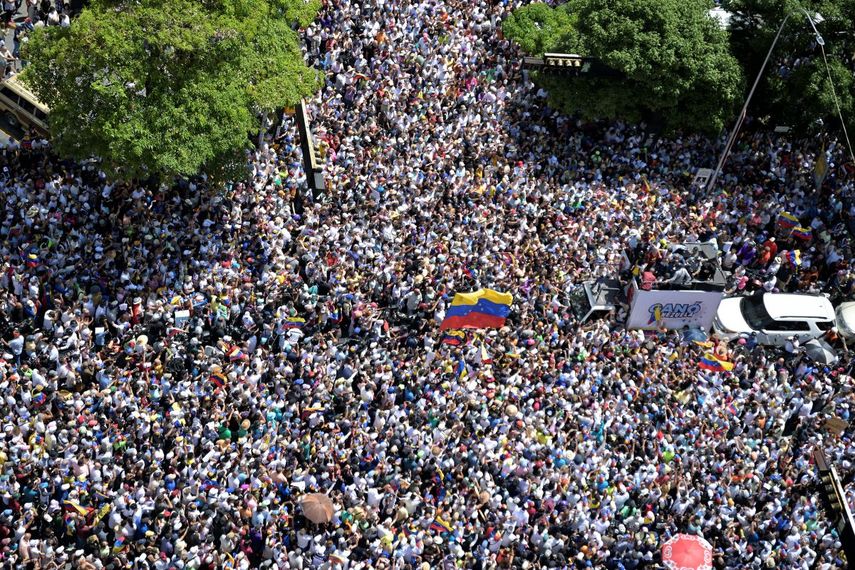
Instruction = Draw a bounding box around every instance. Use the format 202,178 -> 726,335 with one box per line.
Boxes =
764,237 -> 778,259
641,270 -> 657,291
755,245 -> 772,268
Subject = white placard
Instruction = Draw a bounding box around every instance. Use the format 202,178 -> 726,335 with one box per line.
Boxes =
627,288 -> 723,330
693,168 -> 713,187
174,309 -> 190,327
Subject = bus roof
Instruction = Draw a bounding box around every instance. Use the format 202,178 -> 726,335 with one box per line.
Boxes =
2,76 -> 49,112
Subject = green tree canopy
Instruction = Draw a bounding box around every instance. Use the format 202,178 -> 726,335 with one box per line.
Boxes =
503,0 -> 744,134
23,0 -> 322,181
502,2 -> 583,56
723,0 -> 855,134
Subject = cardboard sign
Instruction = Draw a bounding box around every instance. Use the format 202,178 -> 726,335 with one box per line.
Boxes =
824,416 -> 849,436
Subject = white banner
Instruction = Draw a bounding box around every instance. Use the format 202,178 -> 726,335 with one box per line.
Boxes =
627,288 -> 722,330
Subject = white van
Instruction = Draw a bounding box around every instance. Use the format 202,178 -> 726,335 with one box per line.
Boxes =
713,293 -> 835,346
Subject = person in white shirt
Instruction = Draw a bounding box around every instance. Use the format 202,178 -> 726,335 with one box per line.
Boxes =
4,329 -> 23,365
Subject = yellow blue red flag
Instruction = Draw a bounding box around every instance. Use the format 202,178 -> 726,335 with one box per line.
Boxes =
440,289 -> 513,330
698,353 -> 734,372
441,330 -> 467,346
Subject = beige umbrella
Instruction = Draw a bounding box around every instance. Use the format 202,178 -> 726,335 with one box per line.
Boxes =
300,493 -> 335,524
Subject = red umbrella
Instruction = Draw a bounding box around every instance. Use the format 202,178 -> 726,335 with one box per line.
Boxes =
661,534 -> 713,570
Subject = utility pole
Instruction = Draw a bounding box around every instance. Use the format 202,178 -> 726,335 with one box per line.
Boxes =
295,99 -> 325,200
706,9 -> 825,193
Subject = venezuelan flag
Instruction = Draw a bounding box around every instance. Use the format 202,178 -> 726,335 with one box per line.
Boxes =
283,317 -> 306,329
434,467 -> 445,485
456,358 -> 468,381
440,289 -> 513,330
210,372 -> 227,389
698,353 -> 734,372
776,212 -> 799,230
791,226 -> 813,241
25,251 -> 40,268
91,504 -> 111,526
430,515 -> 453,533
787,250 -> 802,267
63,500 -> 93,517
441,330 -> 467,346
227,346 -> 247,362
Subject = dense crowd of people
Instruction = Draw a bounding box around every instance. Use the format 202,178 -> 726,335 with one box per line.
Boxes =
0,0 -> 73,78
0,0 -> 854,568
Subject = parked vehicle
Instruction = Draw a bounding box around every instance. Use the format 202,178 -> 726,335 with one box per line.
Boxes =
713,293 -> 835,346
0,76 -> 49,138
834,301 -> 855,340
623,242 -> 727,330
567,278 -> 623,323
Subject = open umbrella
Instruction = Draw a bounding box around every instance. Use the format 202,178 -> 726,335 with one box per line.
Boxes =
662,534 -> 713,570
682,327 -> 709,344
804,338 -> 838,365
300,493 -> 335,524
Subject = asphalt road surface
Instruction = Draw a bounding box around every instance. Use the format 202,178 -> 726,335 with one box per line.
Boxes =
0,2 -> 37,143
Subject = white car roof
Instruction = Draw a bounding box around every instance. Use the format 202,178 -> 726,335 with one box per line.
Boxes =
836,301 -> 855,322
763,293 -> 834,321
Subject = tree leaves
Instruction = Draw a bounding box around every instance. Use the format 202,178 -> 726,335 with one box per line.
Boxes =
23,0 -> 321,181
504,0 -> 744,134
502,2 -> 583,56
724,0 -> 855,134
